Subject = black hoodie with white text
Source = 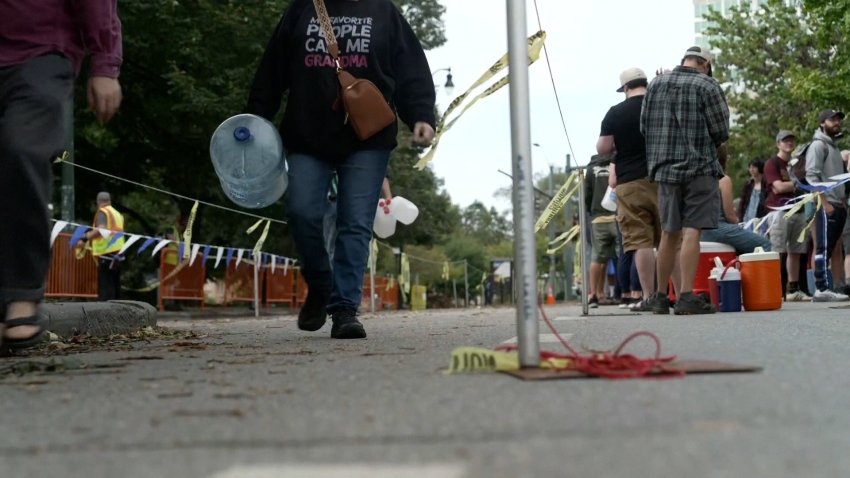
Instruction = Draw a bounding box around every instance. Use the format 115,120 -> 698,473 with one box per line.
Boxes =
246,0 -> 436,160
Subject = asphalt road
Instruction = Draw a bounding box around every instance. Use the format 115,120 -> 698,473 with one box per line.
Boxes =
1,301 -> 848,478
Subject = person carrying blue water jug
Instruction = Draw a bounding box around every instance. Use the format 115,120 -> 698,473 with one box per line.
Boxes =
245,0 -> 436,339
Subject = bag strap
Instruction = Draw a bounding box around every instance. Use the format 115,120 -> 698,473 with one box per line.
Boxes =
312,0 -> 342,69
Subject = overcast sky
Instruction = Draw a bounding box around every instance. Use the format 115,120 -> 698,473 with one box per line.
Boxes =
422,0 -> 695,214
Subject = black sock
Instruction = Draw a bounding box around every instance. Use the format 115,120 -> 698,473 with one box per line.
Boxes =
788,282 -> 799,293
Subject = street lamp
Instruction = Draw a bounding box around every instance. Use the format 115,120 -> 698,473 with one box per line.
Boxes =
432,67 -> 454,96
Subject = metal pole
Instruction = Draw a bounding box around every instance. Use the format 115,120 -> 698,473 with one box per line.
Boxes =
506,0 -> 539,367
577,169 -> 590,316
253,256 -> 260,318
61,96 -> 75,222
564,153 -> 576,300
563,154 -> 575,300
369,253 -> 376,313
463,260 -> 469,308
453,279 -> 458,308
548,165 -> 556,302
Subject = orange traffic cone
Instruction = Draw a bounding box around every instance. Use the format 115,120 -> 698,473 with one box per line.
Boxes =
546,284 -> 555,305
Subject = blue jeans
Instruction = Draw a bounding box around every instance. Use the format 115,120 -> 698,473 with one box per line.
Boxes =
700,219 -> 771,255
286,150 -> 390,314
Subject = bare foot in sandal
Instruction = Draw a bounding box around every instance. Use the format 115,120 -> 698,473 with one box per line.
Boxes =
4,301 -> 42,341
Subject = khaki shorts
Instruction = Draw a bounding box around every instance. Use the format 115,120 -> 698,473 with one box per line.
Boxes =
591,221 -> 618,263
657,176 -> 720,232
769,210 -> 809,254
616,178 -> 661,252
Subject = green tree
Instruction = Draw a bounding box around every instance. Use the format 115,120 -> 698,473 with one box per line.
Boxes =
704,0 -> 846,189
67,0 -> 449,289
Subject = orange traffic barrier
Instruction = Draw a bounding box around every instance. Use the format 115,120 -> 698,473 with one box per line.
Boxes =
224,259 -> 264,307
159,249 -> 206,311
45,233 -> 98,299
265,264 -> 296,310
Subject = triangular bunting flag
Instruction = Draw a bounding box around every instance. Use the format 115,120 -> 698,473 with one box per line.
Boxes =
151,238 -> 172,257
137,236 -> 157,254
68,226 -> 88,249
118,234 -> 143,255
189,243 -> 202,266
215,246 -> 225,269
51,221 -> 68,247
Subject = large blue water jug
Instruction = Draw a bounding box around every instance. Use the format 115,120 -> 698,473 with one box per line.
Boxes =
210,114 -> 286,209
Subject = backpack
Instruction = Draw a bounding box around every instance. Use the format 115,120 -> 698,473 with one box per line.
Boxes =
788,139 -> 825,184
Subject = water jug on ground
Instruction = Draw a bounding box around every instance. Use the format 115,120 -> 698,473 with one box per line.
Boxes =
210,114 -> 286,209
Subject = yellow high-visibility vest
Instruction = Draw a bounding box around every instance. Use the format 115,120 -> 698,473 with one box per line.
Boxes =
91,205 -> 125,256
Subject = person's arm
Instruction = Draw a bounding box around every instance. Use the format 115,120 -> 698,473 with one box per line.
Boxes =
804,141 -> 834,214
719,176 -> 738,224
596,136 -> 615,155
390,7 -> 436,146
71,0 -> 123,124
737,180 -> 750,223
245,11 -> 294,121
765,159 -> 795,195
381,178 -> 392,201
607,162 -> 617,189
704,83 -> 730,148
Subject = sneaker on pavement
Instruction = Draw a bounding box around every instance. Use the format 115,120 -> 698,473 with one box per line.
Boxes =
588,296 -> 599,309
647,292 -> 670,315
330,309 -> 367,339
785,290 -> 811,302
630,298 -> 654,312
297,288 -> 330,331
673,292 -> 716,315
812,288 -> 849,302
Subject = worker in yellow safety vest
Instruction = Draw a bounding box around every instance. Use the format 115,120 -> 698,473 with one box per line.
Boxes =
77,192 -> 125,300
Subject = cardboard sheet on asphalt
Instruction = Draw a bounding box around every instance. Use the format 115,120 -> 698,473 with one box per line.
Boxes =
501,360 -> 763,380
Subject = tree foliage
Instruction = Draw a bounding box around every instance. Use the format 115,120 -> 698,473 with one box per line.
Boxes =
704,0 -> 848,187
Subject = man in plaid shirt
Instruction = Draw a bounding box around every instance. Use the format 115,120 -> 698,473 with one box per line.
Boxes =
640,46 -> 730,315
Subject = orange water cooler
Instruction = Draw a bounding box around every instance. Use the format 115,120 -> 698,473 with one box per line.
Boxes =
739,248 -> 782,311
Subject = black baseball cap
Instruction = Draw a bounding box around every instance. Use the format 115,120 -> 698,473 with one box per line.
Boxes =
818,109 -> 845,123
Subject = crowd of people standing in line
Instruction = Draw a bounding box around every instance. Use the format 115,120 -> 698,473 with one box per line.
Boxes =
589,45 -> 849,314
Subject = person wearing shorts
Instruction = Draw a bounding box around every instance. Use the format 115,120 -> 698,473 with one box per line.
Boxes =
640,46 -> 730,315
597,67 -> 660,312
764,130 -> 811,300
584,154 -> 618,307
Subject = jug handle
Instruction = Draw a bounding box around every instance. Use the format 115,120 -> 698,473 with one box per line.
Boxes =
720,260 -> 740,280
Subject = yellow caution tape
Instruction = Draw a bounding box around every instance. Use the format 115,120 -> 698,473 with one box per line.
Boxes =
414,31 -> 546,170
535,171 -> 580,232
546,224 -> 581,254
182,201 -> 199,261
446,347 -> 574,374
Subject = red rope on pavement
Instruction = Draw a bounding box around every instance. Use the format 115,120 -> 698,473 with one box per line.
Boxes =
494,304 -> 684,379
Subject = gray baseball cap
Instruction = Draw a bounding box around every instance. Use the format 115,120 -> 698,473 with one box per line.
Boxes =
775,130 -> 795,142
682,46 -> 713,76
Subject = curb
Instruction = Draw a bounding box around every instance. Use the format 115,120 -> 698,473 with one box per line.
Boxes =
42,300 -> 158,338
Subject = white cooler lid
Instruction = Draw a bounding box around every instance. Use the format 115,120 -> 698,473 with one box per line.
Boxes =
739,250 -> 780,262
700,241 -> 736,253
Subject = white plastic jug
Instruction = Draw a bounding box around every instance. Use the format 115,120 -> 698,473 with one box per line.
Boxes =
373,199 -> 396,238
389,196 -> 419,225
210,114 -> 286,209
600,185 -> 617,212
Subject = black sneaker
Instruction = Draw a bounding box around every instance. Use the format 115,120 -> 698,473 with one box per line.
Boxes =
330,309 -> 367,339
648,292 -> 670,315
673,292 -> 716,315
588,296 -> 599,309
297,288 -> 330,331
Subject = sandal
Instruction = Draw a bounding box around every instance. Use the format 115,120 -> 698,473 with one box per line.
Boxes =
2,315 -> 46,350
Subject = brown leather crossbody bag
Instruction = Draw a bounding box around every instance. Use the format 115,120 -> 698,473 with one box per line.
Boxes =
312,0 -> 396,140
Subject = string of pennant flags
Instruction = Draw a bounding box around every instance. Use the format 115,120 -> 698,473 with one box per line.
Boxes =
51,218 -> 298,275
